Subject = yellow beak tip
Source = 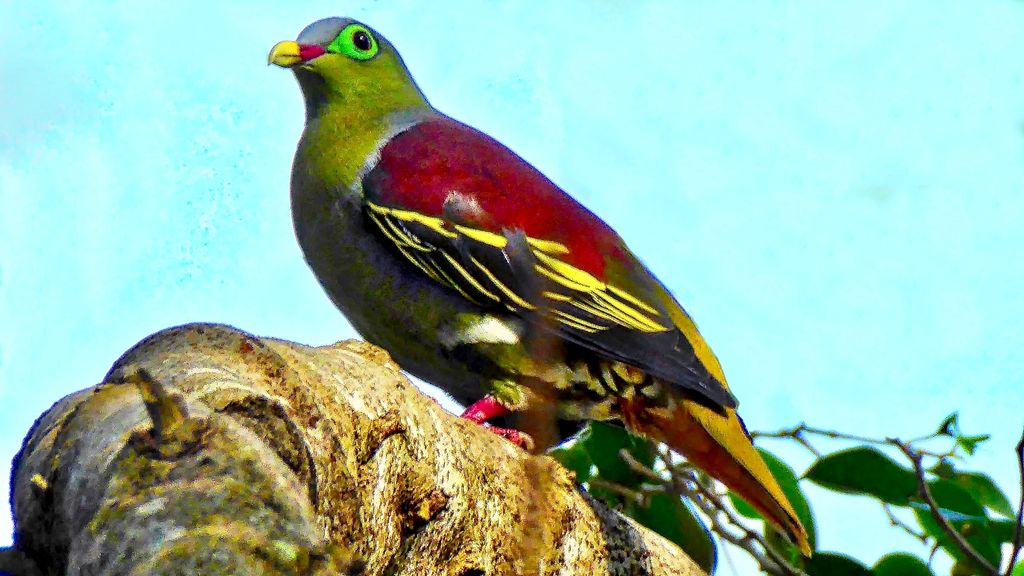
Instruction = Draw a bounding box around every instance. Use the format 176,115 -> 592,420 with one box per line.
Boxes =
268,40 -> 303,68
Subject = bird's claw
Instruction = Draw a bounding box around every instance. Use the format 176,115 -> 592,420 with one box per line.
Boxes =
484,424 -> 534,451
459,396 -> 532,449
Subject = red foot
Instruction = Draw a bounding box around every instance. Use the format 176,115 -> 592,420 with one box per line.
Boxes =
460,396 -> 533,449
485,424 -> 534,450
460,396 -> 508,423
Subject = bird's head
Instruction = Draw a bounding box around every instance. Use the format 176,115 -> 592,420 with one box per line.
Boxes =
269,17 -> 429,121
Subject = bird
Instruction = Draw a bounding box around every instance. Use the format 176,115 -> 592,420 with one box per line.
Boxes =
269,16 -> 810,555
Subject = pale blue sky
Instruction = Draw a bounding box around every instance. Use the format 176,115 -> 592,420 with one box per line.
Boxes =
2,2 -> 1023,573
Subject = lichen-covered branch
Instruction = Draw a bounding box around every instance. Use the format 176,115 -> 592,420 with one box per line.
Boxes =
3,323 -> 704,576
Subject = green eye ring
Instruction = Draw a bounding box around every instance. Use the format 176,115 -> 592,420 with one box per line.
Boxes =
327,24 -> 380,61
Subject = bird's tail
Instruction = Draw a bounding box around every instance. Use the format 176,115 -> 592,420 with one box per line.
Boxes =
622,397 -> 811,556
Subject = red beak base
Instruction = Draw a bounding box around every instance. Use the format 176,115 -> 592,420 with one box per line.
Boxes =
298,44 -> 326,61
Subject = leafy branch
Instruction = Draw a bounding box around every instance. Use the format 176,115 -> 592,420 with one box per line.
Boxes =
1003,434 -> 1024,576
552,413 -> 1024,576
895,440 -> 996,574
627,448 -> 808,576
752,423 -> 960,460
754,414 -> 1024,576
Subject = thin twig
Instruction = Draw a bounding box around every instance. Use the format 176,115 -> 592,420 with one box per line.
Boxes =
688,470 -> 807,576
753,423 -> 882,446
906,431 -> 942,444
754,423 -> 953,459
586,478 -> 653,506
620,449 -> 808,576
620,450 -> 779,572
895,441 -> 997,575
1002,428 -> 1024,576
785,429 -> 821,458
751,423 -> 821,457
619,449 -> 670,484
882,504 -> 928,543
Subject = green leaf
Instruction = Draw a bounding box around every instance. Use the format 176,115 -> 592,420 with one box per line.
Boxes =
759,448 -> 817,551
951,560 -> 985,576
804,552 -> 873,576
952,472 -> 1014,518
913,480 -> 1000,573
628,493 -> 716,574
586,482 -> 622,505
1012,560 -> 1024,576
804,446 -> 917,505
989,518 -> 1021,543
912,476 -> 994,568
937,412 -> 960,436
727,449 -> 817,556
581,421 -> 655,487
549,441 -> 594,483
927,478 -> 987,520
872,552 -> 934,576
765,529 -> 806,570
928,458 -> 956,480
908,503 -> 983,523
957,434 -> 991,456
917,504 -> 995,561
727,490 -> 761,519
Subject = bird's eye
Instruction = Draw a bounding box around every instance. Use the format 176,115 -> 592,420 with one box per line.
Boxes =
353,31 -> 372,51
327,24 -> 380,61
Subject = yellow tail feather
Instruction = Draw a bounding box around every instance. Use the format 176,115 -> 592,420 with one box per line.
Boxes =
623,398 -> 812,556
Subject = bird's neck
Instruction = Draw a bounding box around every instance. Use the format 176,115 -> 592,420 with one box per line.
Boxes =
297,102 -> 434,195
292,66 -> 433,193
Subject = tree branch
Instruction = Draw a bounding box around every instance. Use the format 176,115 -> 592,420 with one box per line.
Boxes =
754,423 -> 952,459
894,441 -> 997,575
882,504 -> 928,544
5,323 -> 703,576
1002,428 -> 1024,576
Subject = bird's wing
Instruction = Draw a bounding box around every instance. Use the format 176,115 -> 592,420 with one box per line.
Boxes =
361,116 -> 735,409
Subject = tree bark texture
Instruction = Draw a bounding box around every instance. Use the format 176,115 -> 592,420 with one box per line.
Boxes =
3,323 -> 705,576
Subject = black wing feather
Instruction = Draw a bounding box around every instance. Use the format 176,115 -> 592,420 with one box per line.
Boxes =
361,194 -> 736,409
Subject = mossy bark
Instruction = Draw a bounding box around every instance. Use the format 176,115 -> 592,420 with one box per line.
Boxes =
3,323 -> 705,576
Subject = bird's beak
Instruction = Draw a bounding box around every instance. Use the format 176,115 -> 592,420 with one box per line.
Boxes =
268,41 -> 326,68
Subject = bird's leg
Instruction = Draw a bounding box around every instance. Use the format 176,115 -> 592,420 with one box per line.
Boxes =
460,396 -> 533,449
460,395 -> 507,422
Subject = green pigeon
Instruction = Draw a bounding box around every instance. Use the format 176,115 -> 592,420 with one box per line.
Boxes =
269,17 -> 810,554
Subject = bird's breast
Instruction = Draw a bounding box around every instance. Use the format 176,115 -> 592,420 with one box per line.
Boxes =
289,156 -> 500,403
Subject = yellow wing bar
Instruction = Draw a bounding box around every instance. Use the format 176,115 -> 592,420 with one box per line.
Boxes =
531,251 -> 668,333
366,202 -> 668,334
